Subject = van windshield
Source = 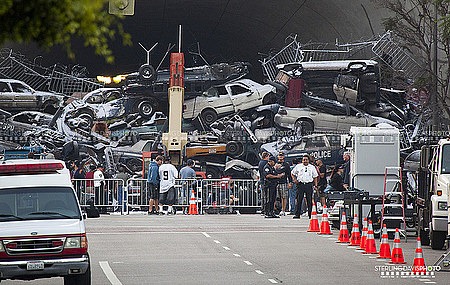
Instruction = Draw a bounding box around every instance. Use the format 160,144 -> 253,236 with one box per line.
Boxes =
0,187 -> 81,222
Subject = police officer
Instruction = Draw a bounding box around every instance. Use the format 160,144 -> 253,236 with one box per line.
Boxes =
263,156 -> 285,218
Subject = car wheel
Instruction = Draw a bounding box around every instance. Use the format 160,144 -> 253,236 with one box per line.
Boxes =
127,158 -> 142,172
294,119 -> 314,136
138,64 -> 157,83
206,166 -> 222,179
138,101 -> 155,118
262,92 -> 278,105
78,113 -> 94,130
201,109 -> 218,124
226,141 -> 244,157
42,102 -> 58,114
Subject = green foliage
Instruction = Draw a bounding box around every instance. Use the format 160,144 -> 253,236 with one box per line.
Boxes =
0,0 -> 131,63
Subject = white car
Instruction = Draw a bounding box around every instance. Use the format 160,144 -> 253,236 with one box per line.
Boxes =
274,105 -> 398,135
0,79 -> 64,114
183,79 -> 277,124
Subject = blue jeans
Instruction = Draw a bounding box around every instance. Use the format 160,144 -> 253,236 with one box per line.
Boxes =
289,184 -> 297,212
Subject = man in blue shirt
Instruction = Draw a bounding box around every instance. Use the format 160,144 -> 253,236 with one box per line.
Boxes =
147,156 -> 163,214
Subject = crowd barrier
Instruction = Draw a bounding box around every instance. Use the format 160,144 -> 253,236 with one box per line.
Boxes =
71,177 -> 260,215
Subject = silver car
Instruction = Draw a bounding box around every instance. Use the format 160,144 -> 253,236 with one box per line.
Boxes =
0,79 -> 63,114
183,79 -> 277,124
274,105 -> 398,135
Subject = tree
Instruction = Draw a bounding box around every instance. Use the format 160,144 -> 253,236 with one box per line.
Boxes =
0,0 -> 131,64
372,0 -> 450,124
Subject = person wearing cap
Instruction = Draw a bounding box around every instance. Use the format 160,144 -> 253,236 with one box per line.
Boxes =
263,156 -> 285,218
291,154 -> 318,219
179,159 -> 196,214
275,152 -> 292,216
158,157 -> 179,215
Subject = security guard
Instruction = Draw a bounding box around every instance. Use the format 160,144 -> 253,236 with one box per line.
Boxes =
263,156 -> 285,218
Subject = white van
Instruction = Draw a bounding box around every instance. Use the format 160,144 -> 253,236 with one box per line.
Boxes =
0,159 -> 90,284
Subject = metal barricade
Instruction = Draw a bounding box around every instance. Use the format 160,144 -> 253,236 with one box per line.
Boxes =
72,178 -> 125,214
201,179 -> 260,214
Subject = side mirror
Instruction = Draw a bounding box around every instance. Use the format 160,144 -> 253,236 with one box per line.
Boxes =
82,213 -> 87,220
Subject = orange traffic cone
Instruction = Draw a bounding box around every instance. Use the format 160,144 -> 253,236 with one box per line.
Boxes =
412,237 -> 426,274
188,189 -> 198,215
318,205 -> 332,235
390,228 -> 406,264
377,224 -> 391,259
363,220 -> 378,254
307,203 -> 320,232
337,211 -> 349,243
358,217 -> 368,250
349,214 -> 361,246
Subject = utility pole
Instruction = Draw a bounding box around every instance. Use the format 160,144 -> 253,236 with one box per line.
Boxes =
432,2 -> 439,131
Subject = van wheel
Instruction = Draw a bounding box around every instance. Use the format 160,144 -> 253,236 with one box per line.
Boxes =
64,262 -> 91,285
430,229 -> 446,250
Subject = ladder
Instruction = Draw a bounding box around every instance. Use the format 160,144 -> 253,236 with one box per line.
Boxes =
381,166 -> 407,241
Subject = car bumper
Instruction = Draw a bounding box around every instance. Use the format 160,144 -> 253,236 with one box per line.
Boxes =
0,255 -> 89,280
431,216 -> 447,232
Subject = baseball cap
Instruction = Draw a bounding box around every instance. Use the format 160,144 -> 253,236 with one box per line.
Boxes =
268,156 -> 277,162
278,152 -> 285,156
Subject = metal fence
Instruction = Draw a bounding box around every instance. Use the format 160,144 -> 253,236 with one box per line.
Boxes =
71,178 -> 260,215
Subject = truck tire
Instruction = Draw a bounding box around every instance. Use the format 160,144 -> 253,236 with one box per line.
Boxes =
64,261 -> 91,285
138,101 -> 155,118
430,229 -> 446,250
420,229 -> 430,246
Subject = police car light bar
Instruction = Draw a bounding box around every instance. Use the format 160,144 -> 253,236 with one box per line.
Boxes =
0,162 -> 64,175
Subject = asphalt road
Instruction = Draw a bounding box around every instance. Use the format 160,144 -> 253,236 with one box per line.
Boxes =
3,213 -> 448,285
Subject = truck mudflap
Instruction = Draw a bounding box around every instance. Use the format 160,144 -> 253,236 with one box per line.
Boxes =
0,255 -> 89,280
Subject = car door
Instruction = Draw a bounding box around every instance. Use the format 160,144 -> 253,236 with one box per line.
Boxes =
307,110 -> 337,132
204,85 -> 233,115
10,82 -> 38,110
227,82 -> 256,112
336,106 -> 367,131
0,82 -> 15,109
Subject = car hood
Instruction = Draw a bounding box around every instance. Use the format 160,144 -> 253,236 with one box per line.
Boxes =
0,219 -> 84,238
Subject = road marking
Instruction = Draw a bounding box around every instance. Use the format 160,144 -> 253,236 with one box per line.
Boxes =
88,230 -> 307,235
202,232 -> 211,238
423,282 -> 436,284
214,240 -> 221,244
112,262 -> 124,264
268,279 -> 278,283
99,261 -> 123,285
223,246 -> 231,250
244,260 -> 252,265
255,270 -> 264,275
233,253 -> 241,257
419,279 -> 430,281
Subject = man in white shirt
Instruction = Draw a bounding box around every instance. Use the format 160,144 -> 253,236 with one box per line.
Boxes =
93,165 -> 106,213
158,157 -> 179,215
291,155 -> 318,219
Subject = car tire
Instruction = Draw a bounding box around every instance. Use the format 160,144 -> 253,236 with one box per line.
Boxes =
262,92 -> 278,105
294,119 -> 314,136
64,259 -> 91,285
226,141 -> 244,157
206,166 -> 222,179
138,64 -> 157,83
77,113 -> 94,130
138,101 -> 155,118
201,109 -> 218,124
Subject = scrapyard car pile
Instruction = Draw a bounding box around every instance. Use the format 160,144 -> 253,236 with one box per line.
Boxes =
0,43 -> 431,179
